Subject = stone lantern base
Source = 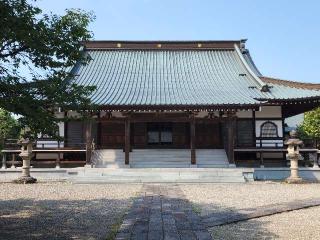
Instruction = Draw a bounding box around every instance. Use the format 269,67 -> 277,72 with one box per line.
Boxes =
13,176 -> 37,184
286,176 -> 303,184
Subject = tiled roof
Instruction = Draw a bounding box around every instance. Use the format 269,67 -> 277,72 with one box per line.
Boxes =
71,41 -> 320,110
259,77 -> 320,101
261,76 -> 320,90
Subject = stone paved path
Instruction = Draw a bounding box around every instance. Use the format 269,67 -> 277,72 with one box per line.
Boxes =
115,184 -> 320,240
115,184 -> 211,240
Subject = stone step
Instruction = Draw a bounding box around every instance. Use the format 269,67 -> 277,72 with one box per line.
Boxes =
94,172 -> 244,177
71,176 -> 245,183
197,165 -> 229,168
80,168 -> 248,173
70,167 -> 248,183
92,149 -> 229,168
131,164 -> 191,168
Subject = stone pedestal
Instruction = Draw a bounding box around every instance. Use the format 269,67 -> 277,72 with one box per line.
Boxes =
10,154 -> 16,169
286,157 -> 303,183
1,154 -> 6,169
14,139 -> 37,184
310,152 -> 320,169
285,131 -> 303,184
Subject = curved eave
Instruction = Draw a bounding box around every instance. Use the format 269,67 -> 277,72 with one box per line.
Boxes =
261,76 -> 320,90
257,95 -> 320,104
96,103 -> 261,112
234,44 -> 269,92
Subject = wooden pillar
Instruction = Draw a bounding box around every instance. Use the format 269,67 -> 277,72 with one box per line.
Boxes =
1,153 -> 6,169
55,141 -> 61,169
125,119 -> 131,165
85,119 -> 93,166
190,114 -> 196,165
259,151 -> 264,168
11,153 -> 16,169
227,112 -> 236,166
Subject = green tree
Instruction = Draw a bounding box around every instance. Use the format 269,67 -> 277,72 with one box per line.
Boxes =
0,0 -> 96,139
0,109 -> 20,152
298,107 -> 320,147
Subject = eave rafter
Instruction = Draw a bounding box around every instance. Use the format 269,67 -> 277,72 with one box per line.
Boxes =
95,104 -> 260,112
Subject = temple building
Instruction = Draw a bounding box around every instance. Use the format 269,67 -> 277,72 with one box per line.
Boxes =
38,40 -> 320,168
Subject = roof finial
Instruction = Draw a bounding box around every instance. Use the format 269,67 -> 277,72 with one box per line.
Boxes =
240,39 -> 247,53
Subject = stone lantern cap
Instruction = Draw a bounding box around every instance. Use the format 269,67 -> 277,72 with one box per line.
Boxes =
18,138 -> 33,145
18,138 -> 34,157
285,130 -> 303,146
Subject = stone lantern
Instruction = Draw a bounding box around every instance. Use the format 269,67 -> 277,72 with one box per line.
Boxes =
285,130 -> 303,183
14,139 -> 37,184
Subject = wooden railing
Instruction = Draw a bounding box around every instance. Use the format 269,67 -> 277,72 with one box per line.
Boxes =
234,147 -> 319,168
1,138 -> 87,169
255,137 -> 284,148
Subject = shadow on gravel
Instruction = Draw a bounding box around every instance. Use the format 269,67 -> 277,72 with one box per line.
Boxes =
0,194 -> 278,240
194,202 -> 279,240
0,198 -> 131,240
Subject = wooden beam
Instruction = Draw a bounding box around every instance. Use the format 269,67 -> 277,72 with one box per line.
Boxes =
97,113 -> 222,123
85,119 -> 93,165
125,119 -> 131,165
98,117 -> 223,123
190,114 -> 196,165
227,112 -> 236,165
252,110 -> 256,147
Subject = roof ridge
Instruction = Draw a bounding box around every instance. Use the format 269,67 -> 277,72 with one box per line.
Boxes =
84,40 -> 243,43
83,40 -> 242,50
261,76 -> 320,90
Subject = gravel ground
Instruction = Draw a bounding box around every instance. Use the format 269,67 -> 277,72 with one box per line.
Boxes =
181,182 -> 320,216
211,206 -> 320,240
1,182 -> 320,240
0,182 -> 142,240
181,182 -> 320,240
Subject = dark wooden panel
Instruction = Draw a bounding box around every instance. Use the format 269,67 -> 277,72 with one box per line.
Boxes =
236,119 -> 254,147
66,121 -> 84,147
172,123 -> 188,148
99,121 -> 222,149
100,122 -> 124,148
195,122 -> 221,148
133,123 -> 146,148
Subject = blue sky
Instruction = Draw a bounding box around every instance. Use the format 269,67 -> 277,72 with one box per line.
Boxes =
34,0 -> 320,83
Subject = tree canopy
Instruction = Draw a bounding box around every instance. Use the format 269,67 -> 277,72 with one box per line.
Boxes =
298,107 -> 320,141
0,0 -> 96,138
0,108 -> 20,152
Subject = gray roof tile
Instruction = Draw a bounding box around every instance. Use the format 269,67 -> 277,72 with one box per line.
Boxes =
72,49 -> 320,109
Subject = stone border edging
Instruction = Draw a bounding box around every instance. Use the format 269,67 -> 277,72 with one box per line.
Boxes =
202,198 -> 320,227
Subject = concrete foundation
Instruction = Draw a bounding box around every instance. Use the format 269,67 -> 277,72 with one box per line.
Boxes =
1,167 -> 320,183
254,168 -> 320,182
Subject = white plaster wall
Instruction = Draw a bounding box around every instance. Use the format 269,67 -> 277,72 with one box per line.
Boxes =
58,122 -> 64,138
236,110 -> 252,118
67,111 -> 81,118
55,111 -> 65,119
256,139 -> 284,147
255,120 -> 284,147
255,106 -> 282,118
36,153 -> 62,160
111,111 -> 124,118
255,120 -> 283,138
196,111 -> 209,118
257,152 -> 284,159
36,111 -> 65,159
36,140 -> 62,148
